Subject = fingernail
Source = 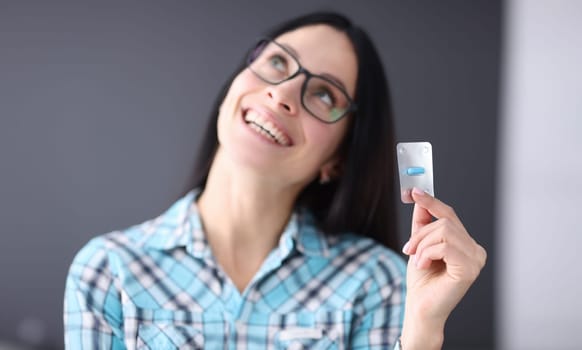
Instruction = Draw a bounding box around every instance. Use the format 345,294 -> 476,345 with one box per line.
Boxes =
412,187 -> 425,196
412,254 -> 418,266
402,241 -> 410,254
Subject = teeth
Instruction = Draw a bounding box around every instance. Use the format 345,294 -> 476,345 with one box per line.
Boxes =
249,123 -> 271,139
244,110 -> 290,146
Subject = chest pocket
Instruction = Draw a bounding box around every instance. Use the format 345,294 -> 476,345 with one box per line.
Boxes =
271,310 -> 352,350
276,328 -> 336,350
130,309 -> 212,350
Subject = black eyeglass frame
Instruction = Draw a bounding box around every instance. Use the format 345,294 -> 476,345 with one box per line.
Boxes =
246,38 -> 358,124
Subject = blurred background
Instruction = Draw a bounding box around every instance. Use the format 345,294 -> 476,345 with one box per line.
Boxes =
0,1 -> 579,349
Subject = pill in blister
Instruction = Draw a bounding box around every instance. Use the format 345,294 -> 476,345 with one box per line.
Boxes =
406,167 -> 425,176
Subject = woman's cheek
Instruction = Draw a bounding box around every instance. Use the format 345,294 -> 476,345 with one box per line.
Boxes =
305,121 -> 346,159
220,70 -> 255,110
231,70 -> 260,94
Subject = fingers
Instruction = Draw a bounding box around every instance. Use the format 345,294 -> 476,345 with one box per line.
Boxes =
411,202 -> 432,235
404,221 -> 447,255
411,187 -> 458,220
409,187 -> 458,239
410,186 -> 440,234
405,221 -> 487,282
417,240 -> 487,283
404,192 -> 486,278
414,242 -> 448,269
401,189 -> 413,204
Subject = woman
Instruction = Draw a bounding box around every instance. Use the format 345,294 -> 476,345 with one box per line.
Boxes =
64,12 -> 486,349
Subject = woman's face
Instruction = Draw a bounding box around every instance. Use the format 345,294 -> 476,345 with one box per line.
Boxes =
216,24 -> 357,188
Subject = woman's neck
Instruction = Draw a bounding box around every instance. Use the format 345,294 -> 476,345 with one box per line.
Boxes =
196,149 -> 303,291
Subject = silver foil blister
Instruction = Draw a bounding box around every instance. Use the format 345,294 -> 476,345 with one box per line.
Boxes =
396,142 -> 434,203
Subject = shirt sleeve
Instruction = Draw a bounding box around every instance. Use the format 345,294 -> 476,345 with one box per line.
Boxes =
64,236 -> 126,349
349,250 -> 407,350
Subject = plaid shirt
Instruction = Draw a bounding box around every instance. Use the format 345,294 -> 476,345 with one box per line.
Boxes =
64,190 -> 406,349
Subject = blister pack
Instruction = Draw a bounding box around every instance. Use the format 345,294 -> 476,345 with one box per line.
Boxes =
396,142 -> 434,203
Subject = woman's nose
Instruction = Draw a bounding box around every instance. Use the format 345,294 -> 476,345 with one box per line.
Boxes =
265,77 -> 304,115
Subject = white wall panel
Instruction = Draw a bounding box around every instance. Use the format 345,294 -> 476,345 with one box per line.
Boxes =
498,1 -> 582,349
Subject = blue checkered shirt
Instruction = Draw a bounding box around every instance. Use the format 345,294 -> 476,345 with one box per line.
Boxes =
64,190 -> 406,349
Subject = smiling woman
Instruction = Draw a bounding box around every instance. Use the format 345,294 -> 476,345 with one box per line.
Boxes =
64,12 -> 486,350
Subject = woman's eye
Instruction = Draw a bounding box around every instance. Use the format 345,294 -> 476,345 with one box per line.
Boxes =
269,55 -> 287,71
315,89 -> 336,107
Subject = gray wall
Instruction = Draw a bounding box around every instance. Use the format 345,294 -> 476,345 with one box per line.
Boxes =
0,1 -> 500,348
497,0 -> 582,349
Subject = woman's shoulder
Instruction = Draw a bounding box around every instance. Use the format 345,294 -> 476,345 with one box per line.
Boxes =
67,227 -> 143,279
69,191 -> 199,271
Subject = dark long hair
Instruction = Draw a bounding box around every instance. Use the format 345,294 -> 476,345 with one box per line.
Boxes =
185,12 -> 400,252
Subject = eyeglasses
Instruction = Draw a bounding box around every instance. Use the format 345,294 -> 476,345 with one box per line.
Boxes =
246,38 -> 357,124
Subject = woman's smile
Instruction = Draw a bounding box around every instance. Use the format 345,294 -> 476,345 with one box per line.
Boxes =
242,107 -> 293,147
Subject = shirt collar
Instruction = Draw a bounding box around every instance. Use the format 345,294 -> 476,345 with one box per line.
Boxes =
294,208 -> 330,258
139,189 -> 208,257
141,189 -> 330,258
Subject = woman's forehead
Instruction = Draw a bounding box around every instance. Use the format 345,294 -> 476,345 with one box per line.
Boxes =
275,25 -> 358,96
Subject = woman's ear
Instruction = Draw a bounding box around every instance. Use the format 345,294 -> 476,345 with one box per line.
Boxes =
318,158 -> 343,184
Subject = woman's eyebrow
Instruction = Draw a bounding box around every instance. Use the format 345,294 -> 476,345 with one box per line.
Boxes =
280,43 -> 300,59
320,73 -> 348,93
281,42 -> 349,93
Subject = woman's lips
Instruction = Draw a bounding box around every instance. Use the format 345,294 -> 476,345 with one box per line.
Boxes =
242,108 -> 293,146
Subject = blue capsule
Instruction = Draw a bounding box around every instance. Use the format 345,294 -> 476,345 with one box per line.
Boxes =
406,167 -> 425,176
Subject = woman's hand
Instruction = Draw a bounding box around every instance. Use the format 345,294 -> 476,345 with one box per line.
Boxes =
400,188 -> 487,350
